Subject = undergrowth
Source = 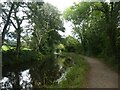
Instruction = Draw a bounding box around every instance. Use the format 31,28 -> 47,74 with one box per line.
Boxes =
57,53 -> 90,88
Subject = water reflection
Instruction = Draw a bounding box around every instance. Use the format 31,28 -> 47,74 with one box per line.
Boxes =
19,69 -> 32,89
0,69 -> 32,89
0,54 -> 74,89
0,60 -> 61,89
0,77 -> 12,89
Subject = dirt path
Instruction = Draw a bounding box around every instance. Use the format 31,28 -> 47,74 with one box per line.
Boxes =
83,56 -> 118,88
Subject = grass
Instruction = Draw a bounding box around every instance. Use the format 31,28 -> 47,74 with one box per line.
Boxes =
94,54 -> 119,72
2,45 -> 32,51
99,57 -> 119,72
86,53 -> 119,72
2,45 -> 10,51
57,53 -> 90,88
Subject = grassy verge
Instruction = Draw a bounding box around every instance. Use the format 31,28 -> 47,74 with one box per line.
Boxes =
99,57 -> 119,72
57,53 -> 90,88
87,54 -> 119,72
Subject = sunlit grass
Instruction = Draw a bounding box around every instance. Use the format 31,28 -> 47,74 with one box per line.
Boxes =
2,45 -> 32,51
2,45 -> 10,51
22,48 -> 32,50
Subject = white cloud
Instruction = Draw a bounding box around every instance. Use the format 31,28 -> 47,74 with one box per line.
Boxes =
44,0 -> 80,12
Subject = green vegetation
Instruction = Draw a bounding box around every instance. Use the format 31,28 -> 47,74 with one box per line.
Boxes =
63,2 -> 120,70
2,45 -> 9,51
63,36 -> 81,53
99,57 -> 119,72
58,53 -> 89,88
1,1 -> 119,89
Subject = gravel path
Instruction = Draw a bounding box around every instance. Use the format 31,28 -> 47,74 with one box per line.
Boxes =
84,56 -> 119,88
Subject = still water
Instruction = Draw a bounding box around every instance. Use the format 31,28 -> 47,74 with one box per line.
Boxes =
0,55 -> 70,89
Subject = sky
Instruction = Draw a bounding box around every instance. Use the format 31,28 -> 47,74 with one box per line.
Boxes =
0,0 -> 81,38
44,0 -> 80,12
43,0 -> 110,37
43,0 -> 80,37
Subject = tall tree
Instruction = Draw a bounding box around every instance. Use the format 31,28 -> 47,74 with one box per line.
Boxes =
2,2 -> 15,44
27,2 -> 65,53
2,2 -> 28,58
63,2 -> 120,58
93,2 -> 120,57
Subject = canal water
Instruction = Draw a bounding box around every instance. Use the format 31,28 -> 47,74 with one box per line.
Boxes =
0,54 -> 72,89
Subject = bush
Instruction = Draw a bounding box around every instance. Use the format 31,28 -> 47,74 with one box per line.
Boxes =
2,49 -> 44,66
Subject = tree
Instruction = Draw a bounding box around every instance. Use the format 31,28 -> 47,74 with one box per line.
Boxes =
2,2 -> 28,58
2,2 -> 15,44
11,2 -> 27,58
27,2 -> 65,53
63,1 -> 120,58
64,36 -> 80,53
63,2 -> 92,54
93,2 -> 120,57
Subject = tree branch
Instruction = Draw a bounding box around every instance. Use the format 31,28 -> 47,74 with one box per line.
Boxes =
10,19 -> 17,30
2,2 -> 15,44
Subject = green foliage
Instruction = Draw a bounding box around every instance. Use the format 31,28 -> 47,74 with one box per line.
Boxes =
63,36 -> 81,53
30,54 -> 60,88
57,44 -> 65,50
28,2 -> 64,53
63,2 -> 120,70
2,45 -> 10,51
55,43 -> 65,53
58,53 -> 89,88
64,2 -> 120,56
64,2 -> 91,24
2,49 -> 44,66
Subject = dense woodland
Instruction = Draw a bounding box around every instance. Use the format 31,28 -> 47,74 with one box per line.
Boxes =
64,2 -> 120,68
0,1 -> 120,89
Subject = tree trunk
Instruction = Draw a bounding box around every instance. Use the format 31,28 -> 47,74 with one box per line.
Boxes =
16,28 -> 21,59
2,3 -> 15,45
102,2 -> 117,57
